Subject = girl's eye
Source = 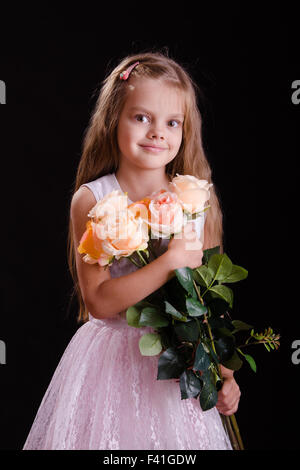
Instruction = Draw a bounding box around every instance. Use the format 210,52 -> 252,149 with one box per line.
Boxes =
135,114 -> 150,123
168,120 -> 181,128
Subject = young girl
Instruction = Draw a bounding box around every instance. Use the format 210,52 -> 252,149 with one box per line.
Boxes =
23,52 -> 241,450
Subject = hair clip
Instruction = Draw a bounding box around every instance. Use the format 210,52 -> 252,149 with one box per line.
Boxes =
119,61 -> 139,80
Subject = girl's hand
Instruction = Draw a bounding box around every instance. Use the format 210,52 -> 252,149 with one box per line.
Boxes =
167,222 -> 203,270
216,365 -> 241,416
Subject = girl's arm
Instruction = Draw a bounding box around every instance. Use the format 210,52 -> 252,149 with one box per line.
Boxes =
95,251 -> 176,318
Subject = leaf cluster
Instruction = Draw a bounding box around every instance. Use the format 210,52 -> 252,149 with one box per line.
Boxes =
126,247 -> 280,411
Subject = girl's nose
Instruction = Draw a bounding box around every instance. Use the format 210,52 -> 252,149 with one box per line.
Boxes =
147,123 -> 165,140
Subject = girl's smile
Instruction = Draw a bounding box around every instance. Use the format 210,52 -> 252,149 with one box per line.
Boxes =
139,144 -> 168,153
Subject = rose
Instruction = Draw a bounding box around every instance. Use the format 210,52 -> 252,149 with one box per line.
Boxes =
78,190 -> 149,266
169,174 -> 212,215
88,190 -> 128,220
79,212 -> 148,266
96,208 -> 149,263
78,220 -> 111,266
144,189 -> 185,238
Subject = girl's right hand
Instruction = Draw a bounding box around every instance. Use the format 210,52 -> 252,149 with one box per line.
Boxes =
167,222 -> 203,270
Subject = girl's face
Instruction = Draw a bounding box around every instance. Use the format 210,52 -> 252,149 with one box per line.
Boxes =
117,77 -> 184,172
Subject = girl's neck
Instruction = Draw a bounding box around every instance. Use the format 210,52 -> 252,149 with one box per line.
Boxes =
115,167 -> 171,202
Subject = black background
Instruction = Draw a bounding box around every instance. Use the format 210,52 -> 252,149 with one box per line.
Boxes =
0,1 -> 298,453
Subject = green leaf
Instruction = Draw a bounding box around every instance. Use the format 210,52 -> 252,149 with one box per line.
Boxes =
139,307 -> 169,328
208,254 -> 233,282
199,370 -> 218,411
174,319 -> 200,342
164,301 -> 186,321
231,320 -> 253,333
135,300 -> 157,310
186,298 -> 207,317
209,284 -> 234,308
207,298 -> 229,317
139,333 -> 162,356
208,311 -> 234,331
163,276 -> 190,312
221,351 -> 243,371
214,335 -> 235,362
193,265 -> 213,288
157,347 -> 186,379
244,353 -> 257,372
175,267 -> 195,296
223,264 -> 248,283
202,246 -> 220,264
126,306 -> 142,328
180,370 -> 202,399
193,343 -> 211,371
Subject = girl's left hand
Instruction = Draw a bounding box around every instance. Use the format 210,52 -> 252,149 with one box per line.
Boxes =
216,365 -> 241,416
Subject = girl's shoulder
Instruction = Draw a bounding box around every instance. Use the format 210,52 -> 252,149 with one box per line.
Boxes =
79,173 -> 117,203
70,173 -> 116,222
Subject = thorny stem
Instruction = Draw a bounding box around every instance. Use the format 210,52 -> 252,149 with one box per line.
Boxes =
128,255 -> 142,268
147,239 -> 158,260
136,250 -> 148,266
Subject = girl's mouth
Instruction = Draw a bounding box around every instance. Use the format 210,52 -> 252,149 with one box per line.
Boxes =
139,145 -> 167,153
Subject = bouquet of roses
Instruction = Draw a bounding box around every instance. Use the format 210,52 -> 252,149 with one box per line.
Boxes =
78,174 -> 280,450
77,174 -> 211,267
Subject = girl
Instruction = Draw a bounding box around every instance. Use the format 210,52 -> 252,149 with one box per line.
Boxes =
23,52 -> 241,450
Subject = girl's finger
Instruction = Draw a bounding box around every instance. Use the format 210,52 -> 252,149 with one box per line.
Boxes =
217,394 -> 240,415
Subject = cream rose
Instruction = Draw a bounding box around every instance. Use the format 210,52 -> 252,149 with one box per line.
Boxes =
145,189 -> 185,238
169,174 -> 212,215
88,190 -> 128,220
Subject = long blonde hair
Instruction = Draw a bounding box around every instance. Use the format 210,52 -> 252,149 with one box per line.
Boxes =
68,51 -> 223,323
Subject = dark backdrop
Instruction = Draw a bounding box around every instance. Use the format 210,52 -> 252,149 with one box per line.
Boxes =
0,2 -> 297,452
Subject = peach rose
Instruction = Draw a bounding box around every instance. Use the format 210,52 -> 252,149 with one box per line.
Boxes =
169,174 -> 212,215
128,197 -> 151,222
78,220 -> 112,266
78,190 -> 149,266
145,189 -> 185,238
97,209 -> 149,263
